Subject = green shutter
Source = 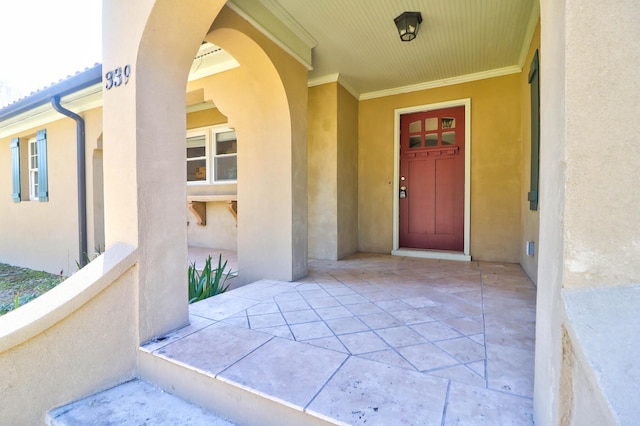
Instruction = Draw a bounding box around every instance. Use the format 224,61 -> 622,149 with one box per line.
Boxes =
36,129 -> 48,202
11,138 -> 20,202
528,50 -> 540,211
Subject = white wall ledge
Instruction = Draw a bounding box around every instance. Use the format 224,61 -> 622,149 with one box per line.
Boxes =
0,242 -> 138,353
563,284 -> 640,425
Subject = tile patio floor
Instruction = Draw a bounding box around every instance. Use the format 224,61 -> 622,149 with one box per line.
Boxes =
146,253 -> 536,425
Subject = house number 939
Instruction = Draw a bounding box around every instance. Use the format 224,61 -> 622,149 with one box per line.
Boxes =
105,65 -> 131,90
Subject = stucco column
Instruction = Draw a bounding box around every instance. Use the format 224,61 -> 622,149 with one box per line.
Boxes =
103,0 -> 226,342
535,0 -> 640,424
308,82 -> 358,261
534,1 -> 566,423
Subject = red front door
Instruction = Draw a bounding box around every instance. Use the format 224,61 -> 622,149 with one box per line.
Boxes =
399,106 -> 465,251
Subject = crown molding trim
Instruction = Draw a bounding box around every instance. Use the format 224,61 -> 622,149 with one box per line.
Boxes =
359,66 -> 522,101
308,73 -> 360,99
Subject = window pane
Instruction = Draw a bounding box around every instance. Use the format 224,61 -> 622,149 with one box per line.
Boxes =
425,117 -> 438,131
215,156 -> 237,181
30,140 -> 38,169
187,135 -> 205,147
187,159 -> 206,181
442,132 -> 456,145
408,120 -> 421,133
442,117 -> 455,129
442,131 -> 456,145
409,135 -> 421,148
187,135 -> 206,159
187,146 -> 206,158
425,134 -> 438,147
216,130 -> 237,155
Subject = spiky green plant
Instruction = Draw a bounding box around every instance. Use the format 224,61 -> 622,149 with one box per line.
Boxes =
188,255 -> 233,303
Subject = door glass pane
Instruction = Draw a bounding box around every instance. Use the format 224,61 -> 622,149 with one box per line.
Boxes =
425,134 -> 438,147
409,135 -> 421,148
442,117 -> 455,129
425,117 -> 438,131
187,159 -> 206,181
442,131 -> 456,145
408,120 -> 421,133
215,156 -> 237,181
216,130 -> 237,155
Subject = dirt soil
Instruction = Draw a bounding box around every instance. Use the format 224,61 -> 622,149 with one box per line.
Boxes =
0,263 -> 63,315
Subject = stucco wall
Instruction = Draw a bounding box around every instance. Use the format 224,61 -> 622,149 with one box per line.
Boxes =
358,75 -> 523,262
0,114 -> 95,275
535,0 -> 640,423
520,22 -> 541,283
560,0 -> 640,289
308,83 -> 338,259
307,82 -> 358,260
84,107 -> 105,258
0,245 -> 138,424
187,201 -> 238,250
336,84 -> 359,259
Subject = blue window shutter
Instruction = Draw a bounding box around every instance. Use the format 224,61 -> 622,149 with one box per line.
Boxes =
11,138 -> 20,202
36,129 -> 49,202
528,50 -> 540,211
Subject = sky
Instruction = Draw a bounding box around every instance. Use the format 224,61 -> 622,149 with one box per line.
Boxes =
0,0 -> 102,107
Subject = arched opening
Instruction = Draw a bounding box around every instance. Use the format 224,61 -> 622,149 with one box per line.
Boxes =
193,7 -> 308,286
102,1 -> 308,342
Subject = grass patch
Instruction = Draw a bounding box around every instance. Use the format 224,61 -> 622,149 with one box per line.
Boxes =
0,263 -> 63,315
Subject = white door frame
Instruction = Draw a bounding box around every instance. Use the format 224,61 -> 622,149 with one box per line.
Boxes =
391,98 -> 472,261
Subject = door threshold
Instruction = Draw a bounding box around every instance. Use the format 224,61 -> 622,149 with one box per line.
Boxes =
391,248 -> 471,262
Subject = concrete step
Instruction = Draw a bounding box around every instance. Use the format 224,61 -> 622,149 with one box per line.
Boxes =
135,281 -> 340,426
47,379 -> 236,426
137,344 -> 336,426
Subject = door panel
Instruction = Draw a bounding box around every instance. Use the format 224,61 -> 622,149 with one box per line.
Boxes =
399,106 -> 465,251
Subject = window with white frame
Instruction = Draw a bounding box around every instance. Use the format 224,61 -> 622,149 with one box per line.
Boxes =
10,128 -> 47,203
28,137 -> 39,200
187,126 -> 237,184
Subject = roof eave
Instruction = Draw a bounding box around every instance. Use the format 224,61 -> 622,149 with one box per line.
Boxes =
0,64 -> 103,122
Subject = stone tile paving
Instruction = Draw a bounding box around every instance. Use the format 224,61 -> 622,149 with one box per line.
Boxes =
148,253 -> 536,425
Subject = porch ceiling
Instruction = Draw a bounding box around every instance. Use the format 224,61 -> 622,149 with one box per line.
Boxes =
273,0 -> 539,97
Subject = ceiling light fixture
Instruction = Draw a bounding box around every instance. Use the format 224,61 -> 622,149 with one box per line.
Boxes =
394,11 -> 423,42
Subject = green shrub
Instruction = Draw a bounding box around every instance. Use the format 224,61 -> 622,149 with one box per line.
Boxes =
188,255 -> 233,303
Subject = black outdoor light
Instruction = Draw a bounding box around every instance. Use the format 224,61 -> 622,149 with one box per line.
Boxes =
394,11 -> 423,42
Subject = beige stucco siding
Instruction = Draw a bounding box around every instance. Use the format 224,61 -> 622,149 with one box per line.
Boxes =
84,107 -> 105,259
308,83 -> 338,259
336,83 -> 359,259
1,117 -> 84,274
358,74 -> 523,262
0,247 -> 138,425
307,82 -> 358,260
